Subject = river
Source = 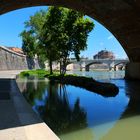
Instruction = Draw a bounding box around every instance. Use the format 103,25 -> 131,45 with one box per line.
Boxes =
16,71 -> 140,140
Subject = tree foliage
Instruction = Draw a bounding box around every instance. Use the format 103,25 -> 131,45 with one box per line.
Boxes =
20,6 -> 94,74
20,10 -> 48,65
20,30 -> 36,58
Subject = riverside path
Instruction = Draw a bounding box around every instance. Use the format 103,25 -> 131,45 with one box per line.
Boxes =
0,70 -> 59,140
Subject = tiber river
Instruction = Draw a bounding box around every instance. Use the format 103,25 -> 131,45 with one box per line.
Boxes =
16,70 -> 140,140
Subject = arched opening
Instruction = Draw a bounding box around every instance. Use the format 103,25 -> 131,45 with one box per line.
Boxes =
0,5 -> 129,74
114,62 -> 128,71
1,0 -> 140,61
1,0 -> 140,79
1,1 -> 138,140
86,62 -> 109,71
66,63 -> 81,71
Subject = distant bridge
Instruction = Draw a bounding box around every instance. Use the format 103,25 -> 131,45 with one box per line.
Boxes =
68,58 -> 129,71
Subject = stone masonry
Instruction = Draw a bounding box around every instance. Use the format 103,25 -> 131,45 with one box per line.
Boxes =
0,46 -> 40,70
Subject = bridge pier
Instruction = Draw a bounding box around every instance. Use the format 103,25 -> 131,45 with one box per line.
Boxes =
113,66 -> 116,71
114,66 -> 120,71
107,63 -> 112,71
85,66 -> 89,71
125,62 -> 140,80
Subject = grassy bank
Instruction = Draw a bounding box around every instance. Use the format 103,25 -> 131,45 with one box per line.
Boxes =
19,69 -> 48,78
19,69 -> 60,78
19,70 -> 119,97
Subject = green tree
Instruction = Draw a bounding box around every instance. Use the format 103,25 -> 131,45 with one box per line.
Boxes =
20,10 -> 48,66
20,30 -> 36,58
42,7 -> 94,74
60,9 -> 94,74
20,7 -> 94,74
39,7 -> 66,74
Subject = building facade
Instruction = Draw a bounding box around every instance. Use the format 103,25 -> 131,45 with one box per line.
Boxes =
93,50 -> 115,60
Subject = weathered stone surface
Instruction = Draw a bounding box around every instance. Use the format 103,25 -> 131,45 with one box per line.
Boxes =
125,62 -> 140,80
0,0 -> 140,62
0,46 -> 40,70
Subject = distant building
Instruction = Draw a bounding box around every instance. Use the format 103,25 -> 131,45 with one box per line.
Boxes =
93,50 -> 115,59
8,47 -> 24,54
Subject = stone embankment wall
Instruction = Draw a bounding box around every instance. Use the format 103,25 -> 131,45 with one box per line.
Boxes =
0,46 -> 40,70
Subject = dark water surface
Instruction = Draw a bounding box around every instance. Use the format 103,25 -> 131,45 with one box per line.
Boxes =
16,71 -> 140,140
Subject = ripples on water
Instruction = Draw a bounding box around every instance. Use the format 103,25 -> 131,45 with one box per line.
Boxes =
16,71 -> 140,140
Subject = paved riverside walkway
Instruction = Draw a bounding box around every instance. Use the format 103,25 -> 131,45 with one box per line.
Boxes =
0,70 -> 60,140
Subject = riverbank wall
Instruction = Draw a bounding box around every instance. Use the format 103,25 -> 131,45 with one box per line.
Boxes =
0,46 -> 40,70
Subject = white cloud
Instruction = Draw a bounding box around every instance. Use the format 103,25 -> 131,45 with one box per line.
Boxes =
107,35 -> 113,40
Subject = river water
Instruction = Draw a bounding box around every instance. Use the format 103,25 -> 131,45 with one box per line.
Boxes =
16,71 -> 140,140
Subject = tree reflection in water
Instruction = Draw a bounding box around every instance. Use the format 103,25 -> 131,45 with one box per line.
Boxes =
21,78 -> 87,134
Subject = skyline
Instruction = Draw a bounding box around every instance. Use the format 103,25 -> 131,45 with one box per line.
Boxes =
0,6 -> 128,59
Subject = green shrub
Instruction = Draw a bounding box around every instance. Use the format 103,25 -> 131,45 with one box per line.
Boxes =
19,69 -> 49,78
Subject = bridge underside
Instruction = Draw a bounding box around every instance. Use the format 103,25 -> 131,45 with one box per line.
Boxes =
0,0 -> 140,79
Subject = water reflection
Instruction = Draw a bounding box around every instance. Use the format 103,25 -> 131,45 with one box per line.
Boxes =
17,78 -> 88,135
121,80 -> 140,118
16,76 -> 130,140
99,80 -> 140,140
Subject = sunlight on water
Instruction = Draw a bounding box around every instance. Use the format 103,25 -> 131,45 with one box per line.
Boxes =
60,116 -> 140,140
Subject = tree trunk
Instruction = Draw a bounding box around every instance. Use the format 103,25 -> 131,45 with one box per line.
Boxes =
59,56 -> 68,75
62,64 -> 66,75
49,58 -> 53,75
60,61 -> 62,75
62,60 -> 67,75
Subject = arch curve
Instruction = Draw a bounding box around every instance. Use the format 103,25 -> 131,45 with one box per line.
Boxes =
114,62 -> 128,67
0,0 -> 140,62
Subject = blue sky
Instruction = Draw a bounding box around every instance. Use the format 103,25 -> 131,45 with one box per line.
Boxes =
0,6 -> 128,59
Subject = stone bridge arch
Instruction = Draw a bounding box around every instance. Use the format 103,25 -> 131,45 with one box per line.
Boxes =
0,0 -> 140,79
113,61 -> 128,71
66,62 -> 81,71
85,61 -> 104,71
